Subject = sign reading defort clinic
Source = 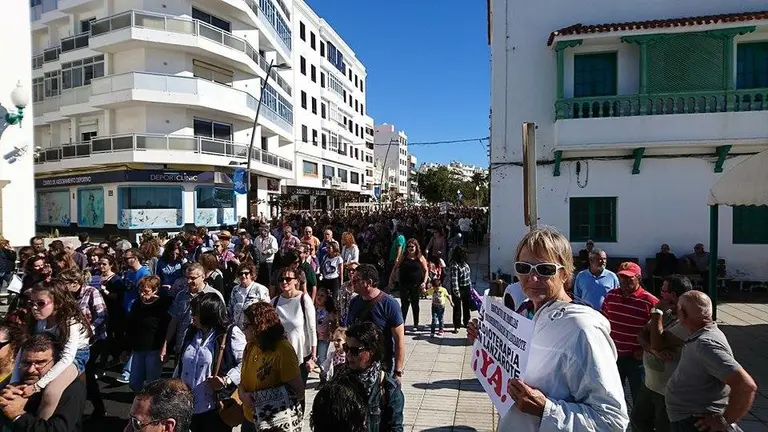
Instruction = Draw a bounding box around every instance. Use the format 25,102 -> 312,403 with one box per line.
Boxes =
471,296 -> 534,418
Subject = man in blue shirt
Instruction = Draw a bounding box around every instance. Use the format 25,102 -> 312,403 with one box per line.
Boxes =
573,248 -> 620,310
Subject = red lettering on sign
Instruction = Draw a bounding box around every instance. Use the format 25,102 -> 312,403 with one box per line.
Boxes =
487,365 -> 504,397
479,349 -> 495,377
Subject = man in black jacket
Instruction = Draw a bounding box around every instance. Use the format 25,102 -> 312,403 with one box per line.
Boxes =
0,334 -> 85,432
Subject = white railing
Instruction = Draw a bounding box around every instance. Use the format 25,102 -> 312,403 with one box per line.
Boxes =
60,86 -> 92,106
34,133 -> 294,172
90,10 -> 292,95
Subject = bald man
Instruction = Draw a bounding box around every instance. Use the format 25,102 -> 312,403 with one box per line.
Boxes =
664,291 -> 757,432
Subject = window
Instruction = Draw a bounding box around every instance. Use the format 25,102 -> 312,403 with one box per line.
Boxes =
301,125 -> 308,142
61,55 -> 105,90
326,41 -> 344,73
320,72 -> 326,88
323,165 -> 334,179
355,100 -> 359,111
193,118 -> 232,141
301,91 -> 307,109
193,59 -> 233,86
320,41 -> 325,57
299,21 -> 306,41
32,77 -> 44,102
354,124 -> 359,136
311,65 -> 316,82
300,56 -> 306,75
310,32 -> 316,49
573,53 -> 617,98
343,89 -> 347,102
361,81 -> 364,93
80,18 -> 95,33
192,7 -> 230,32
321,133 -> 327,149
77,187 -> 104,228
328,132 -> 339,151
321,103 -> 326,119
348,68 -> 352,81
351,172 -> 360,184
354,74 -> 358,87
569,197 -> 617,242
37,190 -> 71,226
303,161 -> 318,176
733,205 -> 768,244
120,186 -> 182,210
361,103 -> 364,115
312,129 -> 318,145
338,168 -> 348,182
261,136 -> 268,151
737,43 -> 768,89
195,187 -> 236,226
81,131 -> 97,141
311,97 -> 317,114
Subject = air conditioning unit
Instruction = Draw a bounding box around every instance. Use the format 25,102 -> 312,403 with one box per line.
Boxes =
331,176 -> 342,187
322,179 -> 331,187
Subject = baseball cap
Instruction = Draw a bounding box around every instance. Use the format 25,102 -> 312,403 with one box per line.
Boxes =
617,262 -> 641,278
219,230 -> 231,239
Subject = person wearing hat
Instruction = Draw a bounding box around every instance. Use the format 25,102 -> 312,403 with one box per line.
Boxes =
601,261 -> 659,406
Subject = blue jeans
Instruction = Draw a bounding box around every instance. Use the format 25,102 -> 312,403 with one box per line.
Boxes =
431,306 -> 445,333
129,350 -> 162,392
122,353 -> 133,375
317,340 -> 330,374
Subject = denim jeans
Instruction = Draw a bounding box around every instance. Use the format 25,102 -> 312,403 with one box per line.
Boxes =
130,350 -> 162,392
431,306 -> 445,333
122,353 -> 133,376
317,340 -> 330,373
617,355 -> 644,403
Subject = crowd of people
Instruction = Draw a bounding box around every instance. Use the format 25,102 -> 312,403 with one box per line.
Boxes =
0,206 -> 487,432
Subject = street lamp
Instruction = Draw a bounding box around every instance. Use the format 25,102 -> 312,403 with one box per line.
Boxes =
246,60 -> 290,221
475,185 -> 480,208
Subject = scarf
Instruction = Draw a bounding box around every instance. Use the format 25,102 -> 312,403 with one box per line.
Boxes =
339,361 -> 382,398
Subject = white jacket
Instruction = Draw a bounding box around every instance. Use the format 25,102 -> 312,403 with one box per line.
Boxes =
498,300 -> 629,431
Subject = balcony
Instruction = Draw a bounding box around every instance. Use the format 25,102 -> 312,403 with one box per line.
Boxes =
32,54 -> 44,70
89,72 -> 292,138
89,10 -> 292,96
34,133 -> 294,177
554,88 -> 768,151
256,0 -> 292,54
60,33 -> 89,54
43,46 -> 61,63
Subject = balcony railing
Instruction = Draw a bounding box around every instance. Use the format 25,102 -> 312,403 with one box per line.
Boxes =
32,97 -> 60,117
257,0 -> 292,53
34,133 -> 293,171
32,54 -> 44,70
43,46 -> 61,63
61,32 -> 90,53
60,85 -> 91,106
90,10 -> 291,95
556,88 -> 768,120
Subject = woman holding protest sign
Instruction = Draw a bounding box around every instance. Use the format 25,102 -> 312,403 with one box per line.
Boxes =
468,226 -> 629,431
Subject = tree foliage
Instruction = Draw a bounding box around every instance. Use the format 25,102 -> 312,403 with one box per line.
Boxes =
416,166 -> 489,205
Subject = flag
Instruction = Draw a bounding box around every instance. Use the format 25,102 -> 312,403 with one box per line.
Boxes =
470,286 -> 484,312
233,168 -> 247,194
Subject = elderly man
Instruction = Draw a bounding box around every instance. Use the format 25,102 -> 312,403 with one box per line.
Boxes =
0,334 -> 85,431
160,263 -> 225,363
253,225 -> 278,288
125,379 -> 193,432
573,248 -> 619,310
665,291 -> 757,432
602,262 -> 658,403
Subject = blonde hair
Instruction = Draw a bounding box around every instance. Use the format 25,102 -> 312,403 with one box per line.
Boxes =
332,327 -> 347,342
514,226 -> 574,287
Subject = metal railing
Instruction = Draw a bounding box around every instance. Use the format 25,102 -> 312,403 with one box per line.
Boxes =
556,88 -> 768,120
257,0 -> 292,52
43,46 -> 61,63
60,85 -> 92,106
90,71 -> 292,132
61,32 -> 90,53
32,54 -> 44,70
33,97 -> 60,117
34,133 -> 293,171
31,4 -> 42,21
90,10 -> 292,95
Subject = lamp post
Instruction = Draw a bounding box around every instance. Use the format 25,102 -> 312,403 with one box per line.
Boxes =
5,82 -> 29,126
246,60 -> 289,221
475,185 -> 480,208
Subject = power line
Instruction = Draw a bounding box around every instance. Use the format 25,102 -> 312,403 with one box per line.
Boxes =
289,136 -> 489,147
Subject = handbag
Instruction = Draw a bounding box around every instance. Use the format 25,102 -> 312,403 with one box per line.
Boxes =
252,385 -> 304,432
212,327 -> 245,427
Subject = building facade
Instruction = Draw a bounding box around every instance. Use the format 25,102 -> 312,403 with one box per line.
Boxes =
1,1 -> 35,246
374,123 -> 409,197
489,0 -> 768,280
287,1 -> 369,210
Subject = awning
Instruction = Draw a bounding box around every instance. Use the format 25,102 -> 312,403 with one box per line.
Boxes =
707,150 -> 768,206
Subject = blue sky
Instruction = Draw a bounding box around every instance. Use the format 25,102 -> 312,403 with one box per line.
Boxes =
306,0 -> 490,167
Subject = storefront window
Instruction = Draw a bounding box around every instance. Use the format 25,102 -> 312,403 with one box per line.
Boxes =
77,187 -> 105,228
195,186 -> 236,226
118,186 -> 183,229
37,190 -> 71,226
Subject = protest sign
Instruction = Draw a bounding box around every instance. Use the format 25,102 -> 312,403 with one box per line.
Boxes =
471,295 -> 534,418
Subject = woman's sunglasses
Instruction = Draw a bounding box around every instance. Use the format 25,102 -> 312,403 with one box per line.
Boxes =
26,299 -> 51,309
239,271 -> 251,276
279,277 -> 295,283
514,261 -> 564,277
342,343 -> 367,357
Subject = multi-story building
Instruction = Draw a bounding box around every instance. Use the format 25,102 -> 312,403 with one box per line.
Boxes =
1,2 -> 35,246
488,1 -> 768,280
286,1 -> 368,210
372,157 -> 397,201
419,161 -> 488,182
407,154 -> 421,203
362,114 -> 376,198
374,123 -> 408,197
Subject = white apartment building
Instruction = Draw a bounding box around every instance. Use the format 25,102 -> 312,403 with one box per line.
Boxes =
362,114 -> 376,198
372,158 -> 397,201
288,2 -> 369,210
489,0 -> 768,281
419,161 -> 488,182
407,154 -> 421,203
0,2 -> 35,246
374,123 -> 408,197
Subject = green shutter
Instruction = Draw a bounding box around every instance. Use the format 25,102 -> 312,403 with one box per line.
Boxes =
574,53 -> 618,98
732,205 -> 768,244
569,197 -> 617,242
647,33 -> 725,93
737,42 -> 768,89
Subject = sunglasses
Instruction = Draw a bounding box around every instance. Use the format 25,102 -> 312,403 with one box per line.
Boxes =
0,340 -> 11,350
239,271 -> 251,276
279,277 -> 295,283
26,299 -> 51,309
128,416 -> 162,431
343,344 -> 367,357
514,261 -> 564,277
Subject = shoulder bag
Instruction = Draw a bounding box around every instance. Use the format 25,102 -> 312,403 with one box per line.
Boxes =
213,326 -> 245,427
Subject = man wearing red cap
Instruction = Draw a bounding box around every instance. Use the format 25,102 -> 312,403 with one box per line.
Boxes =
601,262 -> 659,407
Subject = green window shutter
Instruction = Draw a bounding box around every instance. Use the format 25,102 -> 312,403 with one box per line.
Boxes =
732,205 -> 768,244
574,53 -> 618,98
737,42 -> 768,89
647,33 -> 725,93
569,197 -> 617,242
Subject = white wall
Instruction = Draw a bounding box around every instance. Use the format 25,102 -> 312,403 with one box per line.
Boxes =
0,1 -> 35,245
489,0 -> 768,280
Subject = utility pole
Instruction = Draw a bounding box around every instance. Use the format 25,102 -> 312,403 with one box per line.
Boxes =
522,122 -> 538,230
